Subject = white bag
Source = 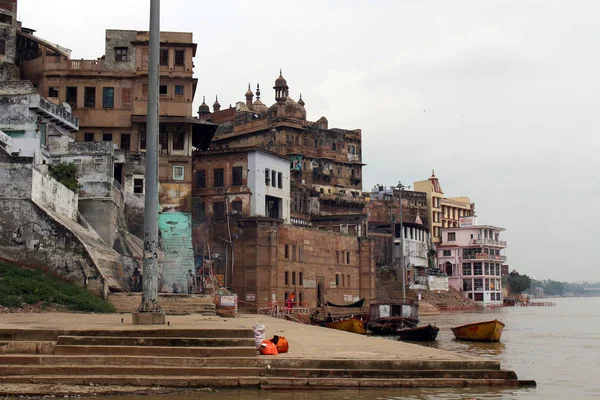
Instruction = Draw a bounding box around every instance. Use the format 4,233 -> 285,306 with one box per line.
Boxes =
253,322 -> 266,349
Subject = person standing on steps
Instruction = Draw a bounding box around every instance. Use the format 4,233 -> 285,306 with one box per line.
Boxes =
187,269 -> 196,294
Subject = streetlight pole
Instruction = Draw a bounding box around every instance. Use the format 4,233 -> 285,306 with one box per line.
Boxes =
397,182 -> 406,300
133,0 -> 164,325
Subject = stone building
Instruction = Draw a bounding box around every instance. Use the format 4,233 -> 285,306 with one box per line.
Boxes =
0,0 -> 20,81
16,26 -> 216,292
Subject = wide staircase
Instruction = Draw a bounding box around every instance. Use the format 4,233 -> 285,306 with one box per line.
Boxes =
0,326 -> 533,391
108,293 -> 216,316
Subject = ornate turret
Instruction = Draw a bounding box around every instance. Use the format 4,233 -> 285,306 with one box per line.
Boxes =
298,93 -> 305,106
198,96 -> 210,117
252,83 -> 268,114
213,95 -> 221,112
245,83 -> 254,108
273,69 -> 288,103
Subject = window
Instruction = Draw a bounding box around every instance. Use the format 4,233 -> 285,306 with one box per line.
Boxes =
462,263 -> 472,276
121,134 -> 131,151
335,274 -> 339,287
213,168 -> 224,187
48,87 -> 59,98
172,130 -> 184,150
485,263 -> 490,275
298,246 -> 303,262
94,157 -> 104,164
84,87 -> 96,108
213,202 -> 225,221
347,274 -> 350,287
265,168 -> 270,186
463,279 -> 473,291
173,166 -> 184,181
448,232 -> 456,241
195,202 -> 206,222
103,133 -> 112,142
115,47 -> 128,62
474,279 -> 484,291
285,245 -> 289,259
175,85 -> 184,96
0,13 -> 11,24
346,252 -> 350,264
292,245 -> 297,261
174,50 -> 185,66
269,170 -> 275,187
231,200 -> 242,215
314,139 -> 318,148
299,272 -> 303,286
159,85 -> 168,96
336,251 -> 340,264
0,38 -> 4,55
332,142 -> 337,151
292,272 -> 296,285
196,170 -> 206,188
84,133 -> 94,142
284,271 -> 289,286
159,130 -> 169,153
443,250 -> 451,257
277,172 -> 283,189
66,87 -> 77,107
140,130 -> 146,150
232,167 -> 243,186
102,87 -> 114,108
474,262 -> 483,276
133,178 -> 144,194
160,49 -> 169,66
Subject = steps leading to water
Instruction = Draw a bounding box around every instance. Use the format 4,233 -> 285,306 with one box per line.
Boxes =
108,293 -> 216,315
0,327 -> 535,391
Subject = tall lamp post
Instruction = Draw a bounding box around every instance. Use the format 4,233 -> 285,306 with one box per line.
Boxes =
396,182 -> 409,300
133,0 -> 165,325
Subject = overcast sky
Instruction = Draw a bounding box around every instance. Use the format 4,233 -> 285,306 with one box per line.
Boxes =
18,0 -> 599,282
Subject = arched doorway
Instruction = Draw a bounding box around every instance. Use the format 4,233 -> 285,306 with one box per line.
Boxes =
445,262 -> 453,276
317,281 -> 325,306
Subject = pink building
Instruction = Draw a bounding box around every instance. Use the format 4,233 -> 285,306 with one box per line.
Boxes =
437,216 -> 506,306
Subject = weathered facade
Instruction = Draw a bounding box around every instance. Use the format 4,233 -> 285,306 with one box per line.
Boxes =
0,0 -> 20,81
16,26 -> 216,292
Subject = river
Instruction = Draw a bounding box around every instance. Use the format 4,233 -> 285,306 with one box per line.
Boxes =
83,297 -> 600,400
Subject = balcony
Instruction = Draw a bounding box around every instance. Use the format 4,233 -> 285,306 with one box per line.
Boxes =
347,153 -> 360,162
472,238 -> 507,247
463,253 -> 507,262
70,59 -> 102,70
31,95 -> 79,131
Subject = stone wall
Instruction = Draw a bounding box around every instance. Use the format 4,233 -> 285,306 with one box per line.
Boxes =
31,167 -> 78,221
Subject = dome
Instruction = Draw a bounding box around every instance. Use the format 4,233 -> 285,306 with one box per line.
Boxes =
275,70 -> 287,87
252,99 -> 268,114
198,96 -> 210,115
266,96 -> 306,120
213,95 -> 221,112
245,83 -> 254,97
298,93 -> 305,107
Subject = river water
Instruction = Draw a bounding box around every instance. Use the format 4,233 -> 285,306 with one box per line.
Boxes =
84,297 -> 600,400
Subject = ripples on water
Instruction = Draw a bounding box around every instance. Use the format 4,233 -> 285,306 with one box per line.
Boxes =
81,297 -> 600,400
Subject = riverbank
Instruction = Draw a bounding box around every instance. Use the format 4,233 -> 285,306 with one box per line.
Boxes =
0,312 -> 534,396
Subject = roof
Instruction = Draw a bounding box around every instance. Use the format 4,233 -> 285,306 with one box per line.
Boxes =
441,225 -> 505,232
193,146 -> 291,162
17,31 -> 71,58
0,80 -> 37,96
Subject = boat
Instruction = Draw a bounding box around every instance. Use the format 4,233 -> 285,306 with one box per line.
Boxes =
397,324 -> 439,341
366,300 -> 419,336
325,317 -> 366,334
451,319 -> 505,342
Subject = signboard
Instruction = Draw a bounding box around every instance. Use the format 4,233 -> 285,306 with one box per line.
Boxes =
220,296 -> 236,307
245,293 -> 256,302
290,155 -> 303,171
379,305 -> 390,318
291,217 -> 312,227
329,282 -> 337,288
476,253 -> 488,259
303,279 -> 316,288
459,216 -> 477,227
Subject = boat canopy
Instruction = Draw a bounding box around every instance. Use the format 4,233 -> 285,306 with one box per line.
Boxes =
326,298 -> 365,308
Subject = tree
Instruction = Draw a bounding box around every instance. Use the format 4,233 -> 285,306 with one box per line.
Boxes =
48,163 -> 79,192
544,280 -> 565,296
509,271 -> 531,294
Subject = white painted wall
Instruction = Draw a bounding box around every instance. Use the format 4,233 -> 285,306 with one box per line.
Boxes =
247,150 -> 290,223
31,168 -> 78,221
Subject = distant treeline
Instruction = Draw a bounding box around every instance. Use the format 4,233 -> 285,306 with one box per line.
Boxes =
531,279 -> 591,296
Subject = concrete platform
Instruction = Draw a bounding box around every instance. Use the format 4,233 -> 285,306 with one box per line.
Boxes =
0,312 -> 535,393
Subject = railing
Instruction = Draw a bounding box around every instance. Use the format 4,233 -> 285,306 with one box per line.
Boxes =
347,154 -> 360,162
70,59 -> 102,70
472,239 -> 507,246
257,301 -> 311,316
463,254 -> 507,262
36,96 -> 79,129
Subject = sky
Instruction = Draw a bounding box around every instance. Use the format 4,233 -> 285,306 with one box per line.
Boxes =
17,0 -> 600,282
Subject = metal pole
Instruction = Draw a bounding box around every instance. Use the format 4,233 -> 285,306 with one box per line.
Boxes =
398,182 -> 406,300
135,0 -> 164,322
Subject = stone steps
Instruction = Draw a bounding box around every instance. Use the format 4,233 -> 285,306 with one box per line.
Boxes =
0,355 -> 259,367
264,368 -> 517,380
108,293 -> 216,315
55,335 -> 255,348
259,358 -> 501,371
53,345 -> 257,358
0,328 -> 254,341
0,375 -> 536,389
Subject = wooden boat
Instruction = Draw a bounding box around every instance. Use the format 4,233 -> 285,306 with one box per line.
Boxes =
451,319 -> 505,342
397,324 -> 439,341
367,300 -> 419,336
325,317 -> 366,334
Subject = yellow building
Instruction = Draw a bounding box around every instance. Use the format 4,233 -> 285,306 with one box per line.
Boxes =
414,171 -> 475,244
441,196 -> 475,228
413,171 -> 444,244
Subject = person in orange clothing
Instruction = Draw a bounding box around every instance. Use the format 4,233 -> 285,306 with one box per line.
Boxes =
286,293 -> 295,310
